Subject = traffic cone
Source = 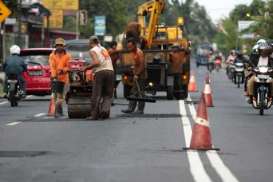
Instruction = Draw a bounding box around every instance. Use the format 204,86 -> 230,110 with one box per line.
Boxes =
184,95 -> 219,151
188,74 -> 198,92
203,79 -> 214,107
48,93 -> 55,116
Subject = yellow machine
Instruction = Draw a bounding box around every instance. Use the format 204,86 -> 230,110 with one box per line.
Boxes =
121,0 -> 191,100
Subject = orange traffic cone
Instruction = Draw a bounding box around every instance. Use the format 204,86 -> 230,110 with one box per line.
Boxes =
185,95 -> 219,151
188,74 -> 198,92
203,79 -> 214,107
48,93 -> 56,116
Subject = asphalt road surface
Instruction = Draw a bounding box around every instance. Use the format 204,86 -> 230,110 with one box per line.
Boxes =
0,66 -> 273,182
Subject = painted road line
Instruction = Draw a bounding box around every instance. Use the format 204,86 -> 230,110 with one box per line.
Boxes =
0,95 -> 32,106
6,122 -> 22,126
0,101 -> 8,105
207,151 -> 239,182
179,100 -> 212,182
34,113 -> 46,118
187,96 -> 239,182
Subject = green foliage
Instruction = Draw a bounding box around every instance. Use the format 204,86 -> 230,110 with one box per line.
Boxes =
163,0 -> 216,47
77,0 -> 215,42
213,0 -> 272,54
79,0 -> 129,37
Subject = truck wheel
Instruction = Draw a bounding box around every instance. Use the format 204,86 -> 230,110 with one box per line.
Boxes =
123,84 -> 132,98
174,85 -> 188,100
167,86 -> 174,100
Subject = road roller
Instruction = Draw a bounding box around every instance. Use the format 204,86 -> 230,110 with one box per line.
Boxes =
66,69 -> 93,119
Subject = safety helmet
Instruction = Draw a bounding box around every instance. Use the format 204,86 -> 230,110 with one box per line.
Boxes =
258,42 -> 270,50
257,39 -> 267,45
252,44 -> 259,51
10,45 -> 21,55
55,37 -> 65,46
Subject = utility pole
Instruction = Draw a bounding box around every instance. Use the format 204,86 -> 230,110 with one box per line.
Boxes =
76,10 -> 79,39
0,23 -> 3,64
17,0 -> 22,46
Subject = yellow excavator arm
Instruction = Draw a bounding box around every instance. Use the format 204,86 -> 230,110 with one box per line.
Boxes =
137,0 -> 165,48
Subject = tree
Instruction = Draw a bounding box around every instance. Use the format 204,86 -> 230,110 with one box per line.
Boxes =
79,0 -> 129,37
164,0 -> 216,46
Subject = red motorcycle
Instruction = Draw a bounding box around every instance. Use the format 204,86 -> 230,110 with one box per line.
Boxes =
214,57 -> 222,72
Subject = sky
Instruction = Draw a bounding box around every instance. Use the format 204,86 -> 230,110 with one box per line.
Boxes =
195,0 -> 252,23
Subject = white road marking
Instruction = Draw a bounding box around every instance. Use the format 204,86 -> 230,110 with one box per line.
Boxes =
179,100 -> 212,182
34,113 -> 46,117
0,101 -> 8,105
206,151 -> 239,182
26,95 -> 32,99
0,95 -> 32,106
6,122 -> 22,126
187,96 -> 239,182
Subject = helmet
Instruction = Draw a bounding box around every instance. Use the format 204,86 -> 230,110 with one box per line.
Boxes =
257,39 -> 267,45
258,42 -> 270,50
10,45 -> 21,55
55,38 -> 65,46
252,44 -> 259,51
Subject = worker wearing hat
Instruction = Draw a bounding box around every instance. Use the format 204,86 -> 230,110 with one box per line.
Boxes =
49,37 -> 71,118
83,36 -> 114,120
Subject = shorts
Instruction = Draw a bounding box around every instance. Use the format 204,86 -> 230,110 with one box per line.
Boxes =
52,80 -> 65,94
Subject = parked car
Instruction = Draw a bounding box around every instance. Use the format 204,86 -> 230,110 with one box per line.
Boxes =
20,48 -> 53,96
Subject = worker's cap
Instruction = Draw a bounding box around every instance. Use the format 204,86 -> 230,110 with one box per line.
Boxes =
89,35 -> 99,43
55,38 -> 65,46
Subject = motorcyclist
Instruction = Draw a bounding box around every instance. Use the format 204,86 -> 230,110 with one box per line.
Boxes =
3,45 -> 27,97
249,39 -> 267,64
234,50 -> 248,64
246,42 -> 273,102
225,50 -> 237,76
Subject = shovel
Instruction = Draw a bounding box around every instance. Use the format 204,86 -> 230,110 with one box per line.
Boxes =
127,79 -> 156,103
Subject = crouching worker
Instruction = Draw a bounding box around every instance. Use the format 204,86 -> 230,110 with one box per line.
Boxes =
49,38 -> 71,118
83,36 -> 114,120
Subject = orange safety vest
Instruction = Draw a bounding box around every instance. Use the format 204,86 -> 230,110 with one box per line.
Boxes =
49,51 -> 71,84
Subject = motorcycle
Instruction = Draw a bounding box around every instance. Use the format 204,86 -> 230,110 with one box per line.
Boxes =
227,63 -> 235,80
233,61 -> 245,88
214,59 -> 222,72
6,75 -> 23,107
207,62 -> 214,73
251,66 -> 273,115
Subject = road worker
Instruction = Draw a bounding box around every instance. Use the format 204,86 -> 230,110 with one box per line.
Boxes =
83,36 -> 114,120
122,38 -> 146,114
49,38 -> 71,118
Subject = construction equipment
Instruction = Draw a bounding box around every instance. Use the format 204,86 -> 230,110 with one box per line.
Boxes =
120,0 -> 191,100
66,69 -> 93,119
127,79 -> 157,103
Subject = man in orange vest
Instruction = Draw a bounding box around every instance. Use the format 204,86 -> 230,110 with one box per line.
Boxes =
122,38 -> 146,114
49,38 -> 71,118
